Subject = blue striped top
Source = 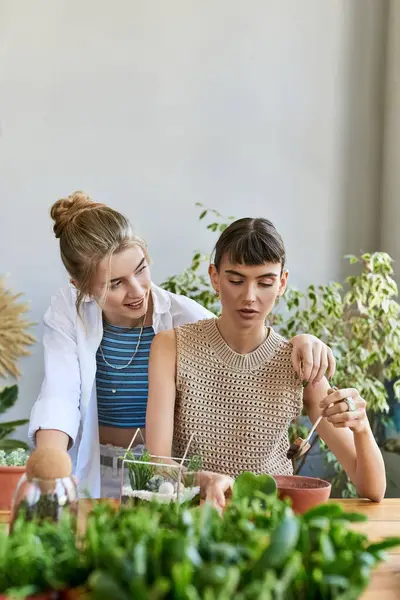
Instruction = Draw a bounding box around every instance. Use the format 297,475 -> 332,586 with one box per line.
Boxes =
95,322 -> 155,428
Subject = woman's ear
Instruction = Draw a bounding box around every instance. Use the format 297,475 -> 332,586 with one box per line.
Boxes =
278,269 -> 289,297
208,264 -> 220,295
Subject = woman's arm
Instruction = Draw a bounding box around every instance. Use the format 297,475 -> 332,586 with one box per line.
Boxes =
36,429 -> 69,450
28,289 -> 82,451
303,379 -> 386,502
146,330 -> 178,457
146,330 -> 234,509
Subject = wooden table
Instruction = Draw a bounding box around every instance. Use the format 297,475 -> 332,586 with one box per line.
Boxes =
1,498 -> 400,598
337,499 -> 400,599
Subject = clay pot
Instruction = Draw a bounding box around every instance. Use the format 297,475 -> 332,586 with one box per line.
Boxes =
0,465 -> 25,510
275,475 -> 331,514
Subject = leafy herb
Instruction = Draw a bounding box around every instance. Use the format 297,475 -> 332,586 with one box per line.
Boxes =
0,386 -> 29,451
124,450 -> 155,491
187,454 -> 203,473
0,448 -> 29,466
232,471 -> 277,502
14,494 -> 64,524
2,486 -> 399,599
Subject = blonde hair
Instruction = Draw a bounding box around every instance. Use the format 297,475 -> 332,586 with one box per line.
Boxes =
50,191 -> 148,313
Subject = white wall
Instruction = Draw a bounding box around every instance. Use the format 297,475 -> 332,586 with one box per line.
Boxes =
381,0 -> 400,271
0,1 -> 386,436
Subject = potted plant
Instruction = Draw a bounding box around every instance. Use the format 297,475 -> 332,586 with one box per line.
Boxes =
276,252 -> 400,496
0,511 -> 84,600
0,385 -> 29,511
1,477 -> 400,599
120,449 -> 202,507
0,448 -> 29,512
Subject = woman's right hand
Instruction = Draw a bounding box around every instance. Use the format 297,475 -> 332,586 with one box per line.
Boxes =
200,472 -> 234,513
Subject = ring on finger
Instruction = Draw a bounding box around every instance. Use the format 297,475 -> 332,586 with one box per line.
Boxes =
344,397 -> 357,412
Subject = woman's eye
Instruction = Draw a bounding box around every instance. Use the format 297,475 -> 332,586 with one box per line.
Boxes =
137,265 -> 147,274
111,281 -> 122,289
229,280 -> 243,285
259,282 -> 273,288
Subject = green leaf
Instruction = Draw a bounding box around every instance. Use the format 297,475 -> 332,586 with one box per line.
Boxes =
344,255 -> 359,265
366,537 -> 400,553
232,472 -> 277,502
338,512 -> 368,523
0,419 -> 29,430
0,385 -> 19,415
303,503 -> 343,521
0,439 -> 29,451
89,570 -> 131,600
255,517 -> 301,570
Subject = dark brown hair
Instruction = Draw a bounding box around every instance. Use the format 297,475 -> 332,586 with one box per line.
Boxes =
213,217 -> 286,271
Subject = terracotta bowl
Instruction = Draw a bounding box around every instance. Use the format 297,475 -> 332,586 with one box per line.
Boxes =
275,475 -> 331,514
0,466 -> 25,511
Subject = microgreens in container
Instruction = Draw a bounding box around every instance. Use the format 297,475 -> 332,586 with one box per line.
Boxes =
119,429 -> 202,507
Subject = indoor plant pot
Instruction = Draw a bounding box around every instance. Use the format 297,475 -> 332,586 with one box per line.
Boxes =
0,465 -> 25,511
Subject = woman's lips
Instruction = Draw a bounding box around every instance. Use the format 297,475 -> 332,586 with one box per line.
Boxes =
238,308 -> 258,319
124,297 -> 145,309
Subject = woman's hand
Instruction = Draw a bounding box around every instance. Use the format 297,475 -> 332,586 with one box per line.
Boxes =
319,387 -> 368,434
290,334 -> 336,385
200,472 -> 234,514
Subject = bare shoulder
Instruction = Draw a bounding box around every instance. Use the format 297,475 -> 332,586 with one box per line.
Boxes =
150,329 -> 177,355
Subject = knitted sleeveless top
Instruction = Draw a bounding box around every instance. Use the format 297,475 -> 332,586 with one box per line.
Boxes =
173,318 -> 303,477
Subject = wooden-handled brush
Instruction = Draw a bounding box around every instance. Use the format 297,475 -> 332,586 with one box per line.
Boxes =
287,386 -> 337,461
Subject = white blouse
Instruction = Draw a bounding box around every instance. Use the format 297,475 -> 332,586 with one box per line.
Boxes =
28,282 -> 213,498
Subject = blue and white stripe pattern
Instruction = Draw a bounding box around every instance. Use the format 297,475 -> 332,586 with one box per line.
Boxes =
96,322 -> 155,428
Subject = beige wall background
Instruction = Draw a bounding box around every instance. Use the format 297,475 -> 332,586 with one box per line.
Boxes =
0,0 -> 398,435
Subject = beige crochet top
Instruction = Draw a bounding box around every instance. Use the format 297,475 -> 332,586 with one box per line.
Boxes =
173,318 -> 303,477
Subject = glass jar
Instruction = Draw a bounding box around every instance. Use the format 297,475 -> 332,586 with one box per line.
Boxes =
10,474 -> 78,528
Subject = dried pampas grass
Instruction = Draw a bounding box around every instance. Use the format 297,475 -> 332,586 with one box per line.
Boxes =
0,276 -> 36,378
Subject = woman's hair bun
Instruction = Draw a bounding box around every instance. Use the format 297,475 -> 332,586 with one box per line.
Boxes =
50,191 -> 99,238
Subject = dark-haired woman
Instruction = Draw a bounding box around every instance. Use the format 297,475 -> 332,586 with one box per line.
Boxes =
146,218 -> 386,507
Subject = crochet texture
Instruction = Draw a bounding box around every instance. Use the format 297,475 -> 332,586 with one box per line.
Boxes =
173,318 -> 303,477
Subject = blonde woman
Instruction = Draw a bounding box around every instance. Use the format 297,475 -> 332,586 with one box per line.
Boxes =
29,192 -> 336,499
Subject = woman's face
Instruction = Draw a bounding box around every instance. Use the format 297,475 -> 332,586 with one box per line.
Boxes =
92,245 -> 152,326
209,254 -> 288,328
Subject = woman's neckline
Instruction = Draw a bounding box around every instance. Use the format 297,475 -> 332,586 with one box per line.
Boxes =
201,318 -> 281,371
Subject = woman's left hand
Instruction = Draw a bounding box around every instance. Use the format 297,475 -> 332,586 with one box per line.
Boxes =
291,334 -> 336,384
319,387 -> 369,434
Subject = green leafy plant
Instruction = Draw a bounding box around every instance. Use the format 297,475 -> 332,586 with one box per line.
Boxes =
0,448 -> 29,467
125,449 -> 156,491
276,252 -> 400,496
183,454 -> 203,488
232,471 -> 278,502
187,454 -> 203,473
1,488 -> 400,599
277,253 -> 400,417
0,385 -> 29,451
0,511 -> 85,596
